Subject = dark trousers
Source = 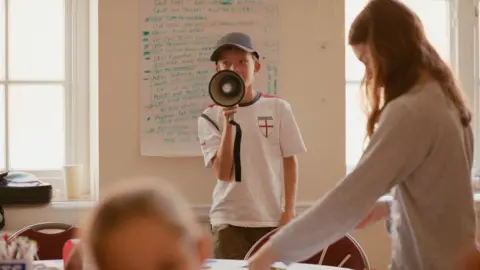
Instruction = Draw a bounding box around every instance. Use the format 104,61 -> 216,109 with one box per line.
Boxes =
212,224 -> 277,260
0,206 -> 4,230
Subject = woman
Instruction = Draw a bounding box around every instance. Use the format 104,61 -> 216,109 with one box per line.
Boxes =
248,0 -> 477,269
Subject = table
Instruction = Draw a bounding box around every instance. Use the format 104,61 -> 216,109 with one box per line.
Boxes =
205,259 -> 350,269
33,259 -> 350,269
33,260 -> 63,269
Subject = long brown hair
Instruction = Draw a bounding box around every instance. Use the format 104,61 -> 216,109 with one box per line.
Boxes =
348,0 -> 471,138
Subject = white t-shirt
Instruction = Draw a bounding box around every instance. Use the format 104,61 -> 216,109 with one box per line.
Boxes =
197,92 -> 307,228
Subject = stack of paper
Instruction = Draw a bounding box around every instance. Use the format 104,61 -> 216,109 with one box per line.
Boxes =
203,259 -> 287,269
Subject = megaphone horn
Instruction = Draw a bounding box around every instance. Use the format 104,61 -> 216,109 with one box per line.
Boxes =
208,70 -> 246,123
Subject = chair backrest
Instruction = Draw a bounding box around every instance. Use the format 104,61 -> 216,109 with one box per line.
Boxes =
8,222 -> 78,260
244,228 -> 369,270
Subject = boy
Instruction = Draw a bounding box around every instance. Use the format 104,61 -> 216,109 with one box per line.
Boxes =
197,32 -> 307,260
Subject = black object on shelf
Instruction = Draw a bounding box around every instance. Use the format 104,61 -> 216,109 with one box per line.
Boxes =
0,171 -> 53,205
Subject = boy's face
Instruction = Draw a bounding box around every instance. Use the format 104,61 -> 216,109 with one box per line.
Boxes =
216,48 -> 261,88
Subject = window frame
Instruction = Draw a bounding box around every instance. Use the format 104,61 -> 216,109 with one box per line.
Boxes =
470,0 -> 480,180
0,0 -> 91,200
345,0 -> 480,185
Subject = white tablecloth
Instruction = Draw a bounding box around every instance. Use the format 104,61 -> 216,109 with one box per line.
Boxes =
33,259 -> 351,269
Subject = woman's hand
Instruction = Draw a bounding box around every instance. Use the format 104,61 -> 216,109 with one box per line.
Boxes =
247,242 -> 278,270
355,200 -> 390,229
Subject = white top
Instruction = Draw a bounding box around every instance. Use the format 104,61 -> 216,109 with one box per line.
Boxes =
198,92 -> 307,227
269,82 -> 477,270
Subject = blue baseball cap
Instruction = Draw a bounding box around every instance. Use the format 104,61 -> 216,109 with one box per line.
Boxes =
210,32 -> 260,62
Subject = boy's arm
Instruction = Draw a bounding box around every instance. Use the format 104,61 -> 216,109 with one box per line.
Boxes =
279,101 -> 307,221
213,123 -> 234,181
198,109 -> 234,181
283,156 -> 298,216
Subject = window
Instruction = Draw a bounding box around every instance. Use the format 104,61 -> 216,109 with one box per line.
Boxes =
0,0 -> 91,200
345,0 -> 480,181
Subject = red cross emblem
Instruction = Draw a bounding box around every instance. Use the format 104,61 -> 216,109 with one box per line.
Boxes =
257,116 -> 274,137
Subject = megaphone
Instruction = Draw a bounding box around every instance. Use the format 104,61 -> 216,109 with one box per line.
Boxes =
208,70 -> 246,123
208,70 -> 245,183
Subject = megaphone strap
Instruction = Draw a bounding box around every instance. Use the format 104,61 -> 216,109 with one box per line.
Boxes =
229,119 -> 242,182
200,113 -> 220,132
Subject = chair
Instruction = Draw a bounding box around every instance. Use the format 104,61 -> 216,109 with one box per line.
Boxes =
245,228 -> 370,270
8,222 -> 78,260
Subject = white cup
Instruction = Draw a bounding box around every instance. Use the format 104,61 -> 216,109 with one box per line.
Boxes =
63,164 -> 85,200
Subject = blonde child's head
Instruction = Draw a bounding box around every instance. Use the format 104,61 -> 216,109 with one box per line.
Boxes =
82,178 -> 211,270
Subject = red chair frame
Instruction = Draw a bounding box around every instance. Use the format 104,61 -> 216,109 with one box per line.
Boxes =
245,228 -> 370,269
8,222 -> 78,260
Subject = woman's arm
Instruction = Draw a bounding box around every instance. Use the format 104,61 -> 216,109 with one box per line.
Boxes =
268,102 -> 433,264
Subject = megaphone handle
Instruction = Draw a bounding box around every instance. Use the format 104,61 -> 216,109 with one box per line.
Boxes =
227,113 -> 235,124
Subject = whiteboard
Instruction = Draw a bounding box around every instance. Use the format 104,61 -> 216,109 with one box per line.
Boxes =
140,0 -> 280,157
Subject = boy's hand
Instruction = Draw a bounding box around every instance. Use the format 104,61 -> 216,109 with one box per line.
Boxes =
278,210 -> 294,226
222,105 -> 238,123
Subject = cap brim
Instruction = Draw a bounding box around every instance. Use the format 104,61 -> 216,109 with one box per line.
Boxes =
210,43 -> 259,61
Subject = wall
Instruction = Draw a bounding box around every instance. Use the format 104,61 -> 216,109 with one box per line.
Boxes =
98,0 -> 346,201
